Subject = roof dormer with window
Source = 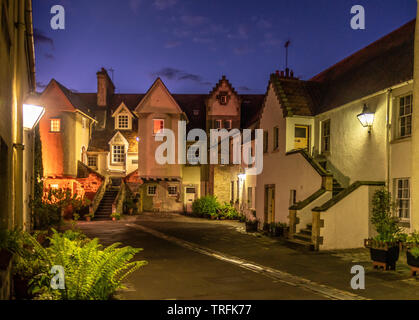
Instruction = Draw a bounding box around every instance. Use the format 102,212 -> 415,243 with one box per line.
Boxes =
112,102 -> 135,130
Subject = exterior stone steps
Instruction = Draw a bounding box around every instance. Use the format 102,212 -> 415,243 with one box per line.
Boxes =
285,238 -> 315,251
94,188 -> 119,220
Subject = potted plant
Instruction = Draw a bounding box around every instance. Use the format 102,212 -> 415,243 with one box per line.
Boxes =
406,232 -> 419,276
110,212 -> 120,221
123,198 -> 136,215
85,213 -> 93,222
245,218 -> 259,232
365,188 -> 402,271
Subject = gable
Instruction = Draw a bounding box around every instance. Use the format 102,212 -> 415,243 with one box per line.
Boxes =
109,131 -> 129,146
111,102 -> 135,118
207,76 -> 241,116
40,80 -> 77,113
135,78 -> 183,115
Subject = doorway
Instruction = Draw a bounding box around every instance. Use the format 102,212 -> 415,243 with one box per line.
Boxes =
294,125 -> 309,150
185,186 -> 196,213
264,185 -> 275,224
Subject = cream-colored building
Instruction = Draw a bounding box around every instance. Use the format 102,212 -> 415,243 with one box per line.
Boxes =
256,19 -> 416,250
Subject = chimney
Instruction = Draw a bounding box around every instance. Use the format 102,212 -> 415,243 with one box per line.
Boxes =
285,68 -> 290,78
290,70 -> 294,78
96,68 -> 115,107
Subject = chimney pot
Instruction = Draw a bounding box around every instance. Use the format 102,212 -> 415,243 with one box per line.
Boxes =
285,68 -> 290,78
280,71 -> 285,77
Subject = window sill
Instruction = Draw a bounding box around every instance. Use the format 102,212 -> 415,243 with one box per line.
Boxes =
398,221 -> 410,228
390,136 -> 411,144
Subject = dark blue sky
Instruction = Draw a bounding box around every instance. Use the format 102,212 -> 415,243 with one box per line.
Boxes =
33,0 -> 416,94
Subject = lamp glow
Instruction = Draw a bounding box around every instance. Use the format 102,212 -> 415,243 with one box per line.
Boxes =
238,173 -> 246,180
23,104 -> 45,129
357,104 -> 374,130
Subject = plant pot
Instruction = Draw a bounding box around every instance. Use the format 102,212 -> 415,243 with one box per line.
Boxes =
245,221 -> 258,233
407,251 -> 419,268
370,246 -> 399,270
85,216 -> 91,222
13,275 -> 32,300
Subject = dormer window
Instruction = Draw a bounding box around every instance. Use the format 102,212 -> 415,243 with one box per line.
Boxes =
117,114 -> 129,129
220,95 -> 228,104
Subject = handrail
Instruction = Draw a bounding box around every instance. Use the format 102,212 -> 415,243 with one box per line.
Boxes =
289,188 -> 327,210
112,180 -> 126,215
312,181 -> 385,212
285,149 -> 332,177
91,176 -> 109,216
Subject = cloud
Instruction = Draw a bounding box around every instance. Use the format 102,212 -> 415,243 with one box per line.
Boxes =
44,53 -> 54,60
180,15 -> 209,27
33,28 -> 54,47
192,37 -> 213,44
153,0 -> 177,10
152,67 -> 209,85
228,24 -> 249,39
233,45 -> 251,55
129,0 -> 142,13
238,86 -> 252,92
173,28 -> 192,38
164,41 -> 181,48
261,33 -> 282,47
36,81 -> 47,90
251,16 -> 272,29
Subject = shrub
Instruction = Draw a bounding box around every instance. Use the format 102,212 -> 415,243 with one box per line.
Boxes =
410,247 -> 419,259
192,196 -> 220,218
371,188 -> 401,242
217,202 -> 239,220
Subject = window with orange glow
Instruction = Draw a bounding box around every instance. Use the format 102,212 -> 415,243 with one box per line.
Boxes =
50,119 -> 60,132
153,119 -> 164,134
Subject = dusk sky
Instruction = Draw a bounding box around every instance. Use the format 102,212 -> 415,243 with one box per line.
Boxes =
33,0 -> 416,94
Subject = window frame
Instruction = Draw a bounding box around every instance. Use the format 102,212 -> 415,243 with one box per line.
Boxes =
87,155 -> 98,167
224,120 -> 232,130
50,119 -> 61,133
398,94 -> 413,139
215,119 -> 222,129
395,178 -> 410,222
168,185 -> 178,196
111,144 -> 125,164
117,114 -> 130,130
273,126 -> 279,151
147,185 -> 157,196
321,120 -> 331,153
263,131 -> 268,153
153,119 -> 165,135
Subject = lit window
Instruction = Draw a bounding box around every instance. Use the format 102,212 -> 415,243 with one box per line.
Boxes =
118,115 -> 129,129
399,94 -> 412,138
215,120 -> 222,129
50,119 -> 60,132
50,184 -> 59,189
112,145 -> 125,164
193,109 -> 199,116
395,178 -> 410,221
322,120 -> 331,153
153,119 -> 164,134
168,186 -> 177,196
147,185 -> 157,196
88,156 -> 97,167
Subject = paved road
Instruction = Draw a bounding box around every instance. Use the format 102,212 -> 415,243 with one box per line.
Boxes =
76,213 -> 419,300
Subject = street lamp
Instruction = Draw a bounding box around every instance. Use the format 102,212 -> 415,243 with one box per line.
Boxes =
357,104 -> 375,133
23,104 -> 45,129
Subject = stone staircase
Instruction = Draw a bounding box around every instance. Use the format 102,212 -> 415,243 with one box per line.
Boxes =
286,223 -> 315,251
94,188 -> 119,221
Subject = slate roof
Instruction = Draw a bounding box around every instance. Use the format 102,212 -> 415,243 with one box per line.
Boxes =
264,19 -> 415,118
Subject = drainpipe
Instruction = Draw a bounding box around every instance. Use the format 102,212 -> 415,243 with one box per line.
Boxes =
11,0 -> 26,228
386,89 -> 392,192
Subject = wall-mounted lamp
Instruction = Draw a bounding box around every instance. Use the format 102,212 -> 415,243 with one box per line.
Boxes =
238,173 -> 246,181
23,104 -> 45,130
357,104 -> 375,133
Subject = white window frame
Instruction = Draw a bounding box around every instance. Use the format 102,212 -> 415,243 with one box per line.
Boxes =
398,94 -> 412,138
50,119 -> 60,132
153,119 -> 165,135
87,155 -> 97,167
117,114 -> 130,130
168,185 -> 178,196
147,185 -> 157,196
395,178 -> 410,222
112,145 -> 125,164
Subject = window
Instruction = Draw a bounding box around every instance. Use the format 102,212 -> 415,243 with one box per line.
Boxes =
215,120 -> 222,129
321,120 -> 330,153
50,119 -> 60,132
193,109 -> 200,116
273,126 -> 279,150
263,131 -> 268,153
247,187 -> 253,207
168,186 -> 177,196
112,145 -> 125,164
237,180 -> 240,200
118,115 -> 129,129
88,156 -> 97,167
82,118 -> 87,129
50,184 -> 59,189
224,120 -> 232,130
231,181 -> 235,202
132,159 -> 138,164
290,190 -> 297,206
153,119 -> 164,134
395,178 -> 410,221
399,94 -> 412,138
220,95 -> 228,105
186,187 -> 196,193
147,185 -> 157,196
